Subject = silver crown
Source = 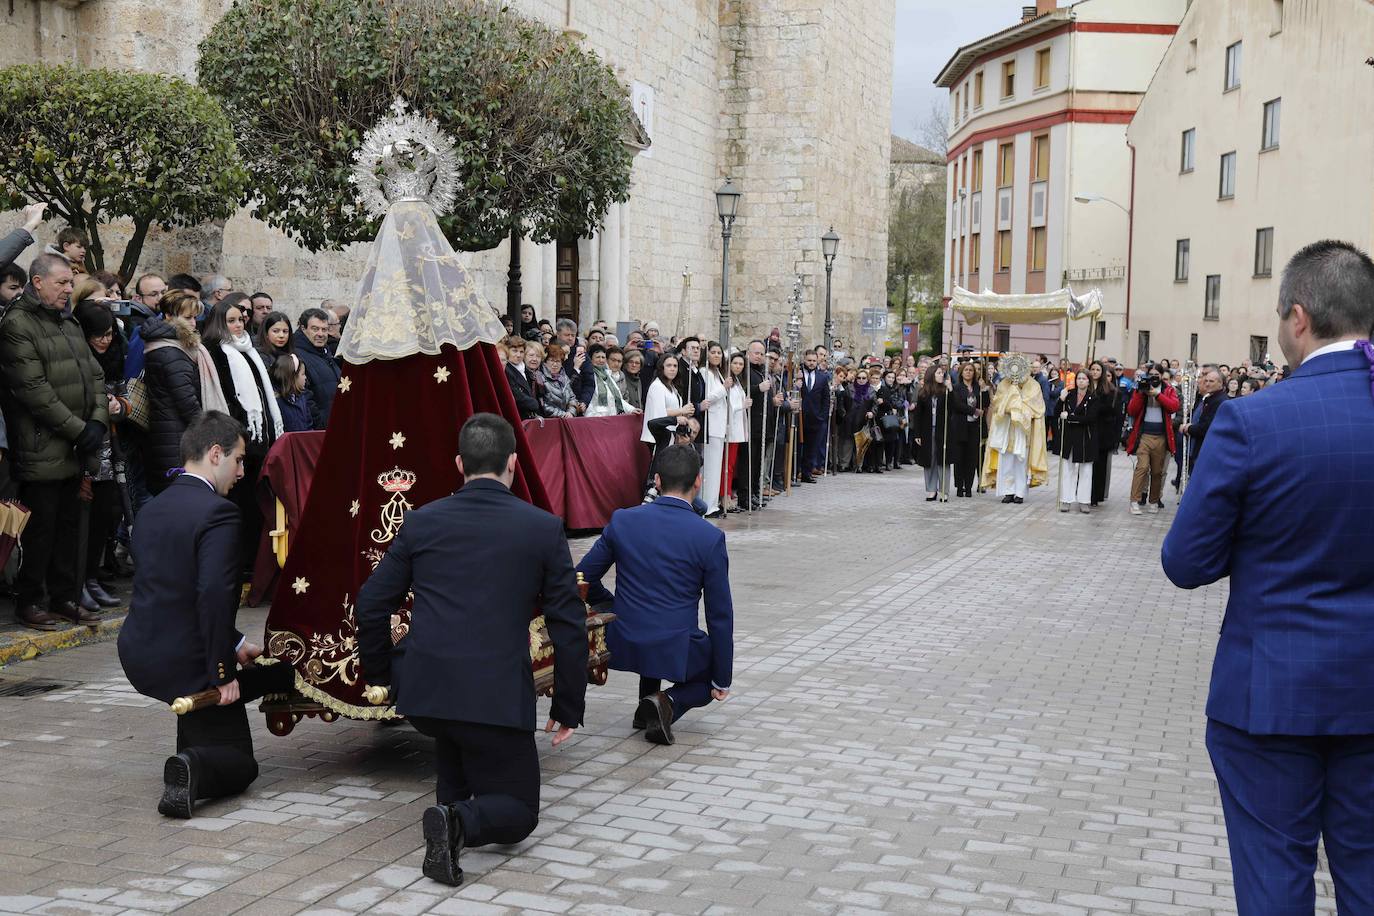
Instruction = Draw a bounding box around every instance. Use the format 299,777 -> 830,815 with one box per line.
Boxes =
350,98 -> 460,219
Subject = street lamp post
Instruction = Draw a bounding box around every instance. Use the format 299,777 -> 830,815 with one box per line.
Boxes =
1074,191 -> 1134,348
821,226 -> 840,349
715,178 -> 742,349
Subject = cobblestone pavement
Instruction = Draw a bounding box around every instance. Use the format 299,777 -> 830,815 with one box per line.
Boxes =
0,457 -> 1338,915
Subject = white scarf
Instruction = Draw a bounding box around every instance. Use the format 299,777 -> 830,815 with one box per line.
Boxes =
221,333 -> 282,442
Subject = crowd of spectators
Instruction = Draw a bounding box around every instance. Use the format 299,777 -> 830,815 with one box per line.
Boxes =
0,208 -> 1291,630
0,211 -> 353,630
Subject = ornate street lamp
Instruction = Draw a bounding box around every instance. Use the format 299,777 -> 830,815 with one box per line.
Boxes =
821,226 -> 840,349
716,178 -> 742,348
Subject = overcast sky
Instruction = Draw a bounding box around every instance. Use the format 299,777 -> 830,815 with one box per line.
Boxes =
892,0 -> 1019,147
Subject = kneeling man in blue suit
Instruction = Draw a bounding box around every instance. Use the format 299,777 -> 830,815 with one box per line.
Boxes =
1163,240 -> 1374,913
577,445 -> 734,745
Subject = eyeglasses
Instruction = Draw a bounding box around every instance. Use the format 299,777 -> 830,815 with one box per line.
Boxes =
91,330 -> 113,341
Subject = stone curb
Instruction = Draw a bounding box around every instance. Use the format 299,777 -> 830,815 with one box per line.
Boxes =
0,612 -> 127,667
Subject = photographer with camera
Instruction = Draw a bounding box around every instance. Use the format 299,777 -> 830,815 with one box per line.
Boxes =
1125,362 -> 1180,515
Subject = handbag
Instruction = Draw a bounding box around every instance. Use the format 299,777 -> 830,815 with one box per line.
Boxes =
879,413 -> 902,432
125,373 -> 151,431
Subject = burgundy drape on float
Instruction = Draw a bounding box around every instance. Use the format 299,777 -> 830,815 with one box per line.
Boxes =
517,415 -> 649,529
261,342 -> 548,716
251,414 -> 649,606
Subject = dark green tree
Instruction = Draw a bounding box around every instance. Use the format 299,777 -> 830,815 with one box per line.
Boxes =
887,175 -> 946,355
197,0 -> 634,264
0,64 -> 246,280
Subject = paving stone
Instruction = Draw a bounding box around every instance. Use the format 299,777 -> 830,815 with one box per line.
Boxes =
0,461 -> 1331,913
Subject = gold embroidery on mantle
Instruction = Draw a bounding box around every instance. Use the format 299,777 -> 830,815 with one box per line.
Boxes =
371,467 -> 416,544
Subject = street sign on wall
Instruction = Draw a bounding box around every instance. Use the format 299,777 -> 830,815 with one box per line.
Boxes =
901,322 -> 920,355
860,307 -> 887,332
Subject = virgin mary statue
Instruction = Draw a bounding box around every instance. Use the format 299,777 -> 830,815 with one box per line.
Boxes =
263,99 -> 551,721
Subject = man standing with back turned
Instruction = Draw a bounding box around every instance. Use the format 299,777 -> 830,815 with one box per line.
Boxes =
577,445 -> 734,746
356,414 -> 586,888
1163,240 -> 1374,913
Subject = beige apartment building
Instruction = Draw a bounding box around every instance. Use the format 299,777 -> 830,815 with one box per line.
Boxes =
1126,0 -> 1374,367
936,0 -> 1186,360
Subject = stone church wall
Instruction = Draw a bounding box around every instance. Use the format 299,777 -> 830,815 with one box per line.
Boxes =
1,0 -> 891,344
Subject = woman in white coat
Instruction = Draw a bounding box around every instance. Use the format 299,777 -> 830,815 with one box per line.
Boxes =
641,354 -> 694,496
700,342 -> 733,518
723,352 -> 752,513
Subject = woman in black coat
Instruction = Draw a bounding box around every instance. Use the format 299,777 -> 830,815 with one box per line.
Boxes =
1087,360 -> 1120,506
1057,371 -> 1101,512
949,361 -> 983,498
874,370 -> 905,471
913,365 -> 950,501
139,313 -> 203,495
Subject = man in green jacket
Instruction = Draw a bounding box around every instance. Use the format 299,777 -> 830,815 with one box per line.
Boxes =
0,253 -> 110,630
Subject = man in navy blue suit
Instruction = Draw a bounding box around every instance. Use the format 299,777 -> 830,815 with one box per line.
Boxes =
1163,240 -> 1374,913
356,414 -> 586,887
577,445 -> 734,746
118,411 -> 293,819
797,347 -> 831,480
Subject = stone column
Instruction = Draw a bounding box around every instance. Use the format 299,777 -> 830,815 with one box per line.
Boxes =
519,235 -> 542,315
540,243 -> 557,321
618,201 -> 631,327
598,204 -> 622,326
578,236 -> 600,329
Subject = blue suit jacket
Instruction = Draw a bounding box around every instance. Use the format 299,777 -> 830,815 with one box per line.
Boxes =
576,497 -> 734,687
1162,348 -> 1374,735
799,368 -> 831,423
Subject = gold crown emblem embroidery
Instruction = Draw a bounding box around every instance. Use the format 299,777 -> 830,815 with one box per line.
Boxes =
378,467 -> 417,493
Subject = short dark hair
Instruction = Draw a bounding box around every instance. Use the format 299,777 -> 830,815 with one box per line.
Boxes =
459,413 -> 516,477
298,307 -> 330,329
29,252 -> 70,279
679,335 -> 700,349
56,226 -> 89,249
587,343 -> 607,359
1279,240 -> 1374,339
180,410 -> 244,463
654,445 -> 701,494
167,273 -> 202,294
2,262 -> 27,287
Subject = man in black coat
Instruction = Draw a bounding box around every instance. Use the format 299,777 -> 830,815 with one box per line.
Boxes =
502,336 -> 544,419
117,412 -> 292,819
293,308 -> 342,429
1181,366 -> 1227,468
797,347 -> 831,480
356,413 -> 586,887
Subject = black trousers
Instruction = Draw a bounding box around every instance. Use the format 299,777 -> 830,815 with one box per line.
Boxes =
409,717 -> 540,848
1091,447 -> 1113,504
639,671 -> 713,724
226,455 -> 264,577
175,663 -> 291,801
85,480 -> 122,578
15,477 -> 82,608
951,437 -> 979,492
735,437 -> 763,504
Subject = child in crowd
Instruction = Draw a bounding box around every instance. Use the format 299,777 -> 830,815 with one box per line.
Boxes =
272,354 -> 315,433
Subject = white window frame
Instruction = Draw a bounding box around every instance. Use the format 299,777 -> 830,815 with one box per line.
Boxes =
1262,98 -> 1281,150
1180,128 -> 1195,173
1219,151 -> 1236,199
1225,41 -> 1242,91
1204,275 -> 1221,321
1175,239 -> 1190,282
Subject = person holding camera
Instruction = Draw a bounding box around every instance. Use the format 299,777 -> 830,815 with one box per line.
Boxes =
1125,362 -> 1180,515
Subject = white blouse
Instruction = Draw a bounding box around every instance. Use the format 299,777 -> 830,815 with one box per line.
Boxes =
641,377 -> 682,444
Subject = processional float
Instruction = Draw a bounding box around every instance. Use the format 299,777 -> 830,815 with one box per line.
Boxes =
172,100 -> 613,730
948,286 -> 1103,504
